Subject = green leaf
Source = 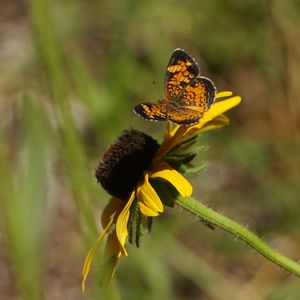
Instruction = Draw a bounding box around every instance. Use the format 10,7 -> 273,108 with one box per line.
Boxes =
179,161 -> 208,175
167,133 -> 208,157
168,134 -> 199,154
164,154 -> 196,170
146,217 -> 153,233
128,197 -> 141,247
165,134 -> 209,172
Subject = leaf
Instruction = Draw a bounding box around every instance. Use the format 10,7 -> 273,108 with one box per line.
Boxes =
128,197 -> 142,247
146,217 -> 153,233
179,161 -> 208,175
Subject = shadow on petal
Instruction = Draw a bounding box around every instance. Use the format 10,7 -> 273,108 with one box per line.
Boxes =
150,161 -> 192,197
136,174 -> 163,216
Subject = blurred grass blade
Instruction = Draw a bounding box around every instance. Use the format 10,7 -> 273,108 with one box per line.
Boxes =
0,95 -> 50,300
28,0 -> 67,105
27,0 -> 97,237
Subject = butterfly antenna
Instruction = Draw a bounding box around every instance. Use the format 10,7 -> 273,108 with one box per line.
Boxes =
152,81 -> 163,101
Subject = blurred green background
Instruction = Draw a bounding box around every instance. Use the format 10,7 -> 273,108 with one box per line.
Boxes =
1,0 -> 300,299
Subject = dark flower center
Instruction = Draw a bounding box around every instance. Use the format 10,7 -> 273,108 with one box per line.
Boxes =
95,129 -> 160,199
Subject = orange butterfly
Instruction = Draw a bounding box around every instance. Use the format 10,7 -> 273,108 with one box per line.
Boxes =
134,48 -> 216,125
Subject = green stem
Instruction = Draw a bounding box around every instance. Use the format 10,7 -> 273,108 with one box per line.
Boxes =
176,196 -> 300,277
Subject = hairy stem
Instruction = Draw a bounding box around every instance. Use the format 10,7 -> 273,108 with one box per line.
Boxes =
176,196 -> 300,277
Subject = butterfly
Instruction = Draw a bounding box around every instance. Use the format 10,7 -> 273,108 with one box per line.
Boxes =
133,48 -> 216,125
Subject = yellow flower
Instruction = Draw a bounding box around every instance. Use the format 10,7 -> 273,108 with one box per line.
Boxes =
81,91 -> 241,291
81,130 -> 192,291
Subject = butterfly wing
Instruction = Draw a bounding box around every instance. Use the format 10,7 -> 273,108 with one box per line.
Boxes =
167,76 -> 216,125
180,76 -> 216,110
133,102 -> 168,122
165,49 -> 200,101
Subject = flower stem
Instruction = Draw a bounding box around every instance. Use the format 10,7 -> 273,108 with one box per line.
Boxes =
176,196 -> 300,277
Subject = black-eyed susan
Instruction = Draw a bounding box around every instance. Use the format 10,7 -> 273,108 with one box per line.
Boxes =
81,91 -> 241,291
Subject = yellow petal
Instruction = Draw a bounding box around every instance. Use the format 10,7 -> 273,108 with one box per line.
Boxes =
101,197 -> 124,228
115,191 -> 135,255
100,232 -> 123,286
137,173 -> 163,216
150,161 -> 192,197
182,96 -> 241,138
155,127 -> 183,160
216,91 -> 233,98
201,96 -> 241,124
81,218 -> 114,292
188,114 -> 229,135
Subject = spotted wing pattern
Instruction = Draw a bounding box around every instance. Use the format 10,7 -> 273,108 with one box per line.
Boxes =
167,77 -> 216,125
179,76 -> 216,111
134,48 -> 216,125
133,102 -> 167,121
165,49 -> 200,99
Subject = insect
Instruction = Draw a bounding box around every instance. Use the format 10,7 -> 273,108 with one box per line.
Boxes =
133,48 -> 216,125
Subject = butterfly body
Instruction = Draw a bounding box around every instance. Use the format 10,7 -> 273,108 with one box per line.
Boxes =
134,49 -> 216,126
